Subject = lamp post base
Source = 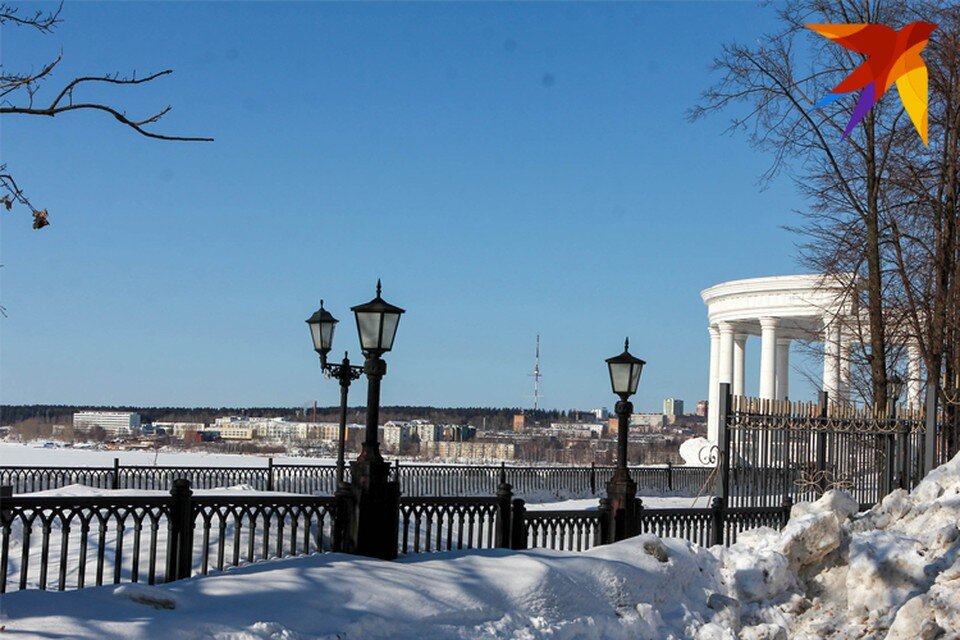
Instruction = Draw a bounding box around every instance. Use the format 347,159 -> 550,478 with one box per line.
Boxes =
340,459 -> 399,560
605,467 -> 638,542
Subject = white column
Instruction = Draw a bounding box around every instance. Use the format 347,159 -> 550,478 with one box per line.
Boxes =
838,329 -> 852,404
908,342 -> 923,409
759,317 -> 779,400
775,337 -> 791,400
733,334 -> 747,397
708,326 -> 720,443
714,322 -> 735,442
718,322 -> 735,385
823,319 -> 840,402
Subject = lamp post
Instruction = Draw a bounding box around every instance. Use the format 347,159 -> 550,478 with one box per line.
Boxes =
886,374 -> 906,491
306,301 -> 362,486
307,281 -> 405,559
887,374 -> 904,420
350,279 -> 405,472
604,338 -> 645,542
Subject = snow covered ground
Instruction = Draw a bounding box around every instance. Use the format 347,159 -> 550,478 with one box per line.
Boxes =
5,453 -> 960,638
0,442 -> 332,467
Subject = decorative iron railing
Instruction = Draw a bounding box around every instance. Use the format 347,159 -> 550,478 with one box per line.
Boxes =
0,484 -> 337,593
0,459 -> 713,498
397,496 -> 501,554
723,392 -> 930,508
522,509 -> 602,552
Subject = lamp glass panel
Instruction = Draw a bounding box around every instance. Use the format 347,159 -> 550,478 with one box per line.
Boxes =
609,362 -> 631,394
321,321 -> 336,351
309,322 -> 324,352
380,313 -> 400,352
629,363 -> 643,394
356,312 -> 383,350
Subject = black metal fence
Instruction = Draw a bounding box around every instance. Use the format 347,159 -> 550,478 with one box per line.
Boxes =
2,477 -> 800,592
721,391 -> 929,508
0,483 -> 336,593
0,459 -> 712,498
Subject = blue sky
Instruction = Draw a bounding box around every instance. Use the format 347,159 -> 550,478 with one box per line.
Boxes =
1,1 -> 821,412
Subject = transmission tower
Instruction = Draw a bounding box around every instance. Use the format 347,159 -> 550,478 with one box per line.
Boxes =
530,334 -> 542,411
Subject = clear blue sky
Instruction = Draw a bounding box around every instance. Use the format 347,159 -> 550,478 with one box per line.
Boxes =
2,1 -> 821,412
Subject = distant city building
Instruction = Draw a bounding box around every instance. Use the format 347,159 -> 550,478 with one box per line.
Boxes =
548,423 -> 603,439
444,425 -> 476,442
606,417 -> 619,438
216,426 -> 255,440
409,420 -> 443,443
430,441 -> 516,461
663,398 -> 684,424
212,417 -> 310,440
591,408 -> 609,421
512,414 -> 526,432
383,421 -> 412,452
696,400 -> 708,417
73,411 -> 141,436
630,413 -> 666,431
153,422 -> 206,439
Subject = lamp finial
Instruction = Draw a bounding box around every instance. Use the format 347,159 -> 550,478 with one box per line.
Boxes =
376,279 -> 382,297
624,337 -> 630,352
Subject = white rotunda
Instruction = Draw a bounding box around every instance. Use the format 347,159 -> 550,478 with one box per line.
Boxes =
701,274 -> 923,443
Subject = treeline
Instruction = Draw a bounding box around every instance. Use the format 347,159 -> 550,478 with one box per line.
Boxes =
1,405 -> 593,432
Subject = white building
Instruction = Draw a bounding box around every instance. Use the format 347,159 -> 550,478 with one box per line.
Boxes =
152,422 -> 206,438
212,417 -> 310,440
630,413 -> 666,430
410,420 -> 443,443
73,412 -> 141,436
701,273 -> 926,442
383,421 -> 412,451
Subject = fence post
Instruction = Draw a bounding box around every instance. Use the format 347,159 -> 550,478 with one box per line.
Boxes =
266,457 -> 274,492
710,496 -> 725,547
499,461 -> 506,488
332,482 -> 354,553
883,432 -> 896,497
816,391 -> 828,494
780,495 -> 793,528
590,463 -> 596,495
614,508 -> 626,542
165,479 -> 194,582
510,498 -> 527,550
495,481 -> 513,548
666,462 -> 673,492
634,498 -> 644,537
0,485 -> 11,518
923,383 -> 938,476
898,428 -> 910,491
598,496 -> 612,545
714,383 -> 732,502
112,458 -> 120,490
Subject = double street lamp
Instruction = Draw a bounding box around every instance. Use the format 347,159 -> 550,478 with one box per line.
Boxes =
306,280 -> 405,485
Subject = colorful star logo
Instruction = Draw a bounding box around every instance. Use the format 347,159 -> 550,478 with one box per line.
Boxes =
807,21 -> 937,145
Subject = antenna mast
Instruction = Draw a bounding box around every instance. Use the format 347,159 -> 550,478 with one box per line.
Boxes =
532,334 -> 541,411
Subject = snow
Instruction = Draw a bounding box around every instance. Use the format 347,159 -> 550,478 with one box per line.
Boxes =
0,441 -> 333,467
4,451 -> 960,638
679,437 -> 714,466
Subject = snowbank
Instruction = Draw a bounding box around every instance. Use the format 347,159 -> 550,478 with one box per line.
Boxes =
4,453 -> 960,639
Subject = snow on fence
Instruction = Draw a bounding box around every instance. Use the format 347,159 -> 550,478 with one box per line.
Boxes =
0,460 -> 714,499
